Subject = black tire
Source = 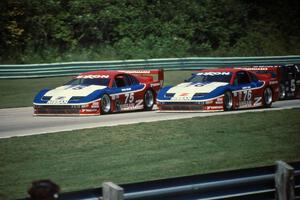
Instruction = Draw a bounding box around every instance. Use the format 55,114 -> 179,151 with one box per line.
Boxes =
224,91 -> 233,111
263,87 -> 273,108
279,83 -> 286,100
144,89 -> 154,111
100,94 -> 111,114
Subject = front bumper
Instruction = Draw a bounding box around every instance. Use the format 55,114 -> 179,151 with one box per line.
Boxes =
33,102 -> 101,116
157,97 -> 225,112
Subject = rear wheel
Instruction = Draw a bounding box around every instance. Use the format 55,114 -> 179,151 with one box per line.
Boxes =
144,90 -> 154,111
224,91 -> 233,111
100,94 -> 111,114
279,83 -> 286,100
263,87 -> 273,108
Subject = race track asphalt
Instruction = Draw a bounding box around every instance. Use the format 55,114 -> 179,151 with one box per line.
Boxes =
0,99 -> 299,139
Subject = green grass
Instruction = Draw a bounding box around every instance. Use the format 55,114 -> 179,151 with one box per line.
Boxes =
0,70 -> 195,109
0,109 -> 299,199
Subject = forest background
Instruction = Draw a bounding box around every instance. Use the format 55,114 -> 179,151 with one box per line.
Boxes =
1,0 -> 300,64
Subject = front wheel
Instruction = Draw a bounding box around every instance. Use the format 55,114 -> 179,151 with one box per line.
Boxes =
144,90 -> 154,111
224,91 -> 233,111
263,87 -> 273,108
100,94 -> 111,114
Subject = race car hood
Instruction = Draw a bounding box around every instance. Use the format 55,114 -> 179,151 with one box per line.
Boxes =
44,85 -> 107,104
167,82 -> 228,100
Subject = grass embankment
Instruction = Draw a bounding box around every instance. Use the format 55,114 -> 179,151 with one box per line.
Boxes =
0,70 -> 194,109
0,109 -> 299,199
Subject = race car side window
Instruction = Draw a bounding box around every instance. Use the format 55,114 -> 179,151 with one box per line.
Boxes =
249,72 -> 258,82
115,75 -> 128,87
235,71 -> 250,85
125,74 -> 139,86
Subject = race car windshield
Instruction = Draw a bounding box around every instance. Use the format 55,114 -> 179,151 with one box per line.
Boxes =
187,72 -> 232,83
65,78 -> 110,86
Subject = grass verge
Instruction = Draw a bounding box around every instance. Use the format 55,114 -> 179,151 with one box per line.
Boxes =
0,109 -> 299,199
0,70 -> 195,109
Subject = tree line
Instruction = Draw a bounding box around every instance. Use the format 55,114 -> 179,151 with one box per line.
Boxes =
1,0 -> 300,64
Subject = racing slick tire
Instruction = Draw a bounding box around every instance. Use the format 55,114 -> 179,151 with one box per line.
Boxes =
144,89 -> 154,111
224,91 -> 233,111
279,83 -> 286,100
100,94 -> 111,114
263,87 -> 273,108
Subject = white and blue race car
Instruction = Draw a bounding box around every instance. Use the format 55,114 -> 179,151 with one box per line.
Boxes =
33,69 -> 163,115
157,68 -> 279,112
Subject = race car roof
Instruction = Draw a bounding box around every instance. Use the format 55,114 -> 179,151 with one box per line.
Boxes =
78,70 -> 121,77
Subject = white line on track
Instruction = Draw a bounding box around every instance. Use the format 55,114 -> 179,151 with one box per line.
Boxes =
0,100 -> 299,139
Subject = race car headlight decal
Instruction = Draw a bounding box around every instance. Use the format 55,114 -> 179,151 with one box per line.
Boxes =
81,104 -> 90,108
205,100 -> 214,105
69,96 -> 84,101
41,96 -> 52,101
165,93 -> 175,98
194,93 -> 208,97
71,105 -> 82,108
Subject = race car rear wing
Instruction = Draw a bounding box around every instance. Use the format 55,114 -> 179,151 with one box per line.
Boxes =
235,66 -> 279,79
117,69 -> 164,87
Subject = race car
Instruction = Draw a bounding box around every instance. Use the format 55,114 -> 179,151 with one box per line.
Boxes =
237,64 -> 300,100
33,69 -> 164,115
156,68 -> 279,112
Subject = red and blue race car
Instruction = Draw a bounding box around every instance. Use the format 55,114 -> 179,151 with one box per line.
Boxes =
157,68 -> 279,112
237,64 -> 300,100
33,69 -> 164,115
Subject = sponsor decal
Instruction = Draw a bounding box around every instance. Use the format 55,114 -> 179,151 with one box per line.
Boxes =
205,106 -> 223,110
253,97 -> 262,106
269,80 -> 279,85
91,102 -> 100,108
81,109 -> 98,113
121,88 -> 131,92
150,83 -> 161,87
47,96 -> 68,104
215,97 -> 223,105
77,75 -> 109,79
242,86 -> 251,89
197,72 -> 230,76
171,96 -> 192,101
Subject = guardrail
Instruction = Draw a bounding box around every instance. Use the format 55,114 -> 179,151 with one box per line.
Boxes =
19,161 -> 300,200
1,55 -> 300,79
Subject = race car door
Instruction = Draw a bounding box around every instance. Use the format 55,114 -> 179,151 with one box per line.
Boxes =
233,71 -> 262,108
113,74 -> 145,111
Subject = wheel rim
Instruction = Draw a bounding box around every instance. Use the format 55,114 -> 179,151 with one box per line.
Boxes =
264,88 -> 272,105
145,90 -> 154,108
225,92 -> 233,110
279,84 -> 286,99
101,95 -> 111,113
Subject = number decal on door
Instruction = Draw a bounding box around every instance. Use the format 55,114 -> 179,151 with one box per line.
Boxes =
125,93 -> 134,103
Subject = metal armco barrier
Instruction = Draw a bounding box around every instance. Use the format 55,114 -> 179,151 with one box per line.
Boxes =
18,161 -> 300,200
1,55 -> 300,79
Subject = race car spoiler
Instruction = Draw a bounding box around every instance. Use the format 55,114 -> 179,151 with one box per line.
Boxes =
117,69 -> 164,87
235,66 -> 279,80
235,66 -> 280,71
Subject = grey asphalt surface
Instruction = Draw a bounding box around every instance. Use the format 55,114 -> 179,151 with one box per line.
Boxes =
0,99 -> 299,139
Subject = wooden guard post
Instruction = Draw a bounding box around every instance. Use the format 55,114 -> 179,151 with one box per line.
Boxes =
275,161 -> 295,200
102,182 -> 124,200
